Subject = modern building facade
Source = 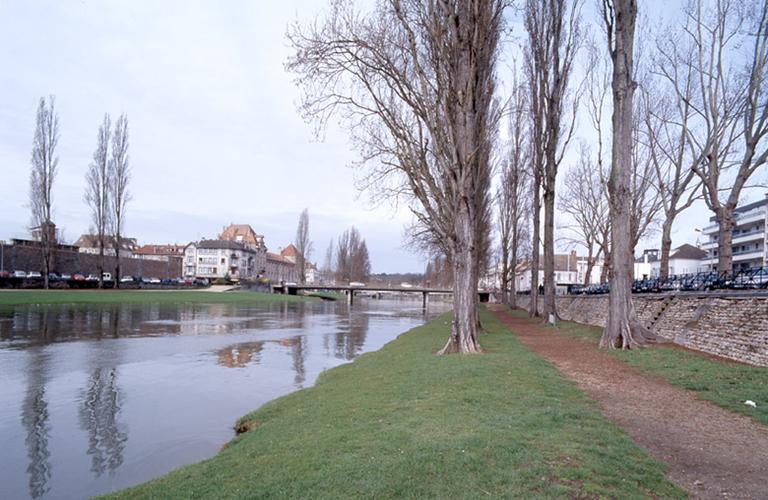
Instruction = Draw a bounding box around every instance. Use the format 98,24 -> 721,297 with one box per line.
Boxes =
701,195 -> 768,270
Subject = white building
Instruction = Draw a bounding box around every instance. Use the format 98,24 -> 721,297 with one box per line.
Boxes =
74,234 -> 137,257
634,245 -> 708,279
184,240 -> 260,281
701,195 -> 768,271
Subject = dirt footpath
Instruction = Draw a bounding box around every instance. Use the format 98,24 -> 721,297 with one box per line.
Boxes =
489,305 -> 768,499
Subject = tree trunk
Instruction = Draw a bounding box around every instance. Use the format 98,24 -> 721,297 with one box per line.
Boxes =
509,219 -> 519,309
601,0 -> 655,349
98,245 -> 104,289
530,173 -> 541,317
543,186 -> 556,322
715,208 -> 735,273
658,218 -> 673,280
438,207 -> 481,355
114,227 -> 122,288
584,248 -> 595,286
42,244 -> 50,290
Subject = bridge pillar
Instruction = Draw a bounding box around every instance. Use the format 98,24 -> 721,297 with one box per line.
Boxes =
422,291 -> 429,310
347,289 -> 354,306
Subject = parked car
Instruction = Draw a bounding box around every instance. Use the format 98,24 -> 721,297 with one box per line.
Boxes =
85,274 -> 99,281
60,274 -> 72,280
193,278 -> 209,286
0,270 -> 10,278
349,281 -> 366,287
12,270 -> 27,278
47,272 -> 61,281
120,275 -> 134,283
102,272 -> 113,281
72,274 -> 86,281
27,271 -> 42,279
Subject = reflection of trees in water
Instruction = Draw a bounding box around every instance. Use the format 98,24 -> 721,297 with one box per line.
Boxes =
289,336 -> 306,387
216,341 -> 264,368
78,367 -> 128,476
21,347 -> 52,499
334,311 -> 370,360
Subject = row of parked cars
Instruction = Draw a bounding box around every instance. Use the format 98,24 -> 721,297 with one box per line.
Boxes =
570,267 -> 768,295
0,270 -> 210,288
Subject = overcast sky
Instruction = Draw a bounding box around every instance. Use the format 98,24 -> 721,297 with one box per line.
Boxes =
1,1 -> 765,273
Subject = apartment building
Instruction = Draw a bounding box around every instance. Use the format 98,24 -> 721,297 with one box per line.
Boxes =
701,195 -> 768,270
184,240 -> 260,281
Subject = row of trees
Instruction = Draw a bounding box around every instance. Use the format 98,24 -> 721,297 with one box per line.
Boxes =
84,113 -> 132,288
291,0 -> 766,353
28,97 -> 132,289
320,227 -> 372,285
495,0 -> 767,347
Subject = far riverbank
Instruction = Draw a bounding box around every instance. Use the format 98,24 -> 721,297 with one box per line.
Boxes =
0,289 -> 310,306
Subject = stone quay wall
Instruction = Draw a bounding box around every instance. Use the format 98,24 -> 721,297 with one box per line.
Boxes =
515,294 -> 768,367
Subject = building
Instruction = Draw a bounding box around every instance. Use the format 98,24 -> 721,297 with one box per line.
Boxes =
134,244 -> 186,261
634,249 -> 660,279
265,252 -> 298,284
74,234 -> 137,257
634,245 -> 707,279
701,194 -> 768,270
513,251 -> 587,293
218,224 -> 267,275
183,239 -> 260,281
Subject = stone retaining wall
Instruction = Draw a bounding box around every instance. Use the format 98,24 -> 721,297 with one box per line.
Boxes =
515,294 -> 768,367
0,245 -> 182,279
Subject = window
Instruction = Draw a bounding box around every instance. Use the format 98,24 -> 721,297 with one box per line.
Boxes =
221,257 -> 225,264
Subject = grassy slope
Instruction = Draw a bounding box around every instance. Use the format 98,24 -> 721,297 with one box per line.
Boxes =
555,318 -> 768,426
0,290 -> 310,306
106,308 -> 683,499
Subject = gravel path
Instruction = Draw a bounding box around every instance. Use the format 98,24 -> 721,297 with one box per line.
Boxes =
489,305 -> 768,499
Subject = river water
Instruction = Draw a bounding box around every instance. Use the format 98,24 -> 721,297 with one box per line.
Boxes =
0,297 -> 450,499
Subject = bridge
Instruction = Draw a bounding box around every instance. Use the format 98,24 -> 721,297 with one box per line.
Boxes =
277,283 -> 491,308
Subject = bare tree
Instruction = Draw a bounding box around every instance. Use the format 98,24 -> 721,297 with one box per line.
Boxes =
335,227 -> 370,283
108,114 -> 131,285
559,142 -> 609,285
288,0 -> 505,354
497,78 -> 530,307
600,0 -> 655,348
524,0 -> 581,322
656,0 -> 768,273
628,87 -> 664,253
644,64 -> 702,279
29,96 -> 60,289
294,208 -> 313,285
84,114 -> 111,289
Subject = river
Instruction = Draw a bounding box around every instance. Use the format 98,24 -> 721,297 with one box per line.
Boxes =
0,297 -> 450,499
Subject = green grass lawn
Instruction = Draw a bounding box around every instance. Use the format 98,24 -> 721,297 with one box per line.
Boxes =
554,319 -> 768,426
304,291 -> 347,301
105,307 -> 683,499
0,289 -> 310,306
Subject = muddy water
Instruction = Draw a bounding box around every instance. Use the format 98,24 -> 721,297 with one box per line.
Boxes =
0,297 -> 450,499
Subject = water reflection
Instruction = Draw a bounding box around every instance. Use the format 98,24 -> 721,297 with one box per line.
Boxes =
21,349 -> 52,499
0,297 -> 450,499
78,352 -> 128,476
216,341 -> 264,368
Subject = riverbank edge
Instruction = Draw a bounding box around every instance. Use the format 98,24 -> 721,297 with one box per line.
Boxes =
103,306 -> 684,499
0,289 -> 312,306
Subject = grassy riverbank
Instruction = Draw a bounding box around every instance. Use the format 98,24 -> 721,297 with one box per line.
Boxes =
304,291 -> 347,301
106,307 -> 683,499
554,317 -> 768,426
0,289 -> 310,306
